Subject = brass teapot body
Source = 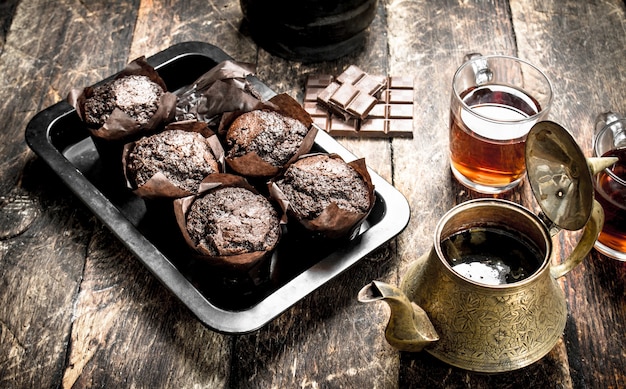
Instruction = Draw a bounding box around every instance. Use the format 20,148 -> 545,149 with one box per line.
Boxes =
359,199 -> 603,372
359,122 -> 615,373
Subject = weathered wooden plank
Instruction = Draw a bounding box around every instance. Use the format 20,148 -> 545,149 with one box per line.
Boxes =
229,1 -> 399,388
61,226 -> 231,388
56,0 -> 246,387
129,0 -> 256,63
512,1 -> 626,388
0,173 -> 94,389
0,0 -> 140,387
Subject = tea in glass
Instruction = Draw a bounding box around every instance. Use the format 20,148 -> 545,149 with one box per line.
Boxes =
449,55 -> 552,194
593,147 -> 626,261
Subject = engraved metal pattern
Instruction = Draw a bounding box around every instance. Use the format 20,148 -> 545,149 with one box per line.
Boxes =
403,249 -> 567,373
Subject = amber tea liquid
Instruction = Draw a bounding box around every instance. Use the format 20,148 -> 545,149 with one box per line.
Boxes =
450,85 -> 542,189
594,148 -> 626,256
441,227 -> 544,285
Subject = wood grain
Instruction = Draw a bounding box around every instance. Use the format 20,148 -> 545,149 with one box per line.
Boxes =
0,0 -> 624,387
512,2 -> 626,388
387,0 -> 570,386
0,0 -> 140,387
61,227 -> 231,388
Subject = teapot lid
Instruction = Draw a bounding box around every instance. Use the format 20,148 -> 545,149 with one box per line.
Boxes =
525,121 -> 593,231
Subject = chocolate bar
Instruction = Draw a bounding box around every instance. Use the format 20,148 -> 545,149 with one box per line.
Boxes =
304,73 -> 414,138
316,65 -> 387,120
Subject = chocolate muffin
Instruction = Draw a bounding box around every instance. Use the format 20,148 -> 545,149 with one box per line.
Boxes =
125,129 -> 220,194
83,75 -> 164,127
225,109 -> 309,169
275,154 -> 372,221
185,186 -> 281,257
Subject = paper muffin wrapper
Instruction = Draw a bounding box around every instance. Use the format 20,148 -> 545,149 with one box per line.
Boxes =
122,120 -> 226,199
269,153 -> 376,240
222,93 -> 318,178
173,173 -> 281,271
175,59 -> 260,125
67,56 -> 177,141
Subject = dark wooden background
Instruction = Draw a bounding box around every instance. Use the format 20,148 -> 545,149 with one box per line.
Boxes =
1,0 -> 625,388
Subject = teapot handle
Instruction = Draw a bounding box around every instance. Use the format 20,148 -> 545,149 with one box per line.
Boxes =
550,199 -> 604,279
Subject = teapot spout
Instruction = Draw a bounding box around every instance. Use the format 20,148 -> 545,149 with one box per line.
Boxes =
358,280 -> 439,352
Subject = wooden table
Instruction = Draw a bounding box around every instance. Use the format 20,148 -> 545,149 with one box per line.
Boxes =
1,0 -> 625,387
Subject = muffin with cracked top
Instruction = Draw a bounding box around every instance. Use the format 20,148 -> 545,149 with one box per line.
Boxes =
186,186 -> 280,257
175,174 -> 281,266
224,107 -> 316,178
84,75 -> 164,128
68,56 -> 177,141
174,174 -> 282,300
68,57 -> 177,184
123,121 -> 223,198
270,153 -> 375,239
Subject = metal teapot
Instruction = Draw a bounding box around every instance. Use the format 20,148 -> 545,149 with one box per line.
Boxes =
358,121 -> 617,373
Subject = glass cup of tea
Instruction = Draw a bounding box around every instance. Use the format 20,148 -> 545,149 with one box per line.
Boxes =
593,112 -> 626,261
449,54 -> 553,194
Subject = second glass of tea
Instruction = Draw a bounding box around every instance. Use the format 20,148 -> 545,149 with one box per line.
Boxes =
593,112 -> 626,261
449,54 -> 553,194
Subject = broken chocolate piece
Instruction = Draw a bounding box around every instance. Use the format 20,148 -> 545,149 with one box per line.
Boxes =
346,93 -> 378,119
317,82 -> 340,105
329,83 -> 360,120
316,65 -> 388,120
336,65 -> 365,85
304,73 -> 414,138
355,74 -> 387,96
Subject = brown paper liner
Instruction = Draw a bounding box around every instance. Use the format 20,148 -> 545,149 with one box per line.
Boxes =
269,153 -> 376,240
177,80 -> 265,124
67,56 -> 177,141
122,120 -> 225,199
181,59 -> 255,92
175,60 -> 260,124
67,57 -> 177,184
222,93 -> 318,178
173,173 -> 281,271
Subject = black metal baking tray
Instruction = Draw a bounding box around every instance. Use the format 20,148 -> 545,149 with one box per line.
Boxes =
25,41 -> 410,334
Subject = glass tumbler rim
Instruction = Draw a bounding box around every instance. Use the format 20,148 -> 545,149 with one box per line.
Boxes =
452,54 -> 554,126
594,118 -> 626,187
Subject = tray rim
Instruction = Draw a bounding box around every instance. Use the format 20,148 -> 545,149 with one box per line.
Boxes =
24,41 -> 411,334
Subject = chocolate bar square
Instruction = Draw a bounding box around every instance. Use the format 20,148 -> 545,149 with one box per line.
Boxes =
304,72 -> 414,138
346,93 -> 378,119
355,74 -> 387,96
336,65 -> 366,85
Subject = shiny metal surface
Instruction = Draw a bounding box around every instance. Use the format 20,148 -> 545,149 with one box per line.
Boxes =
525,121 -> 594,231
